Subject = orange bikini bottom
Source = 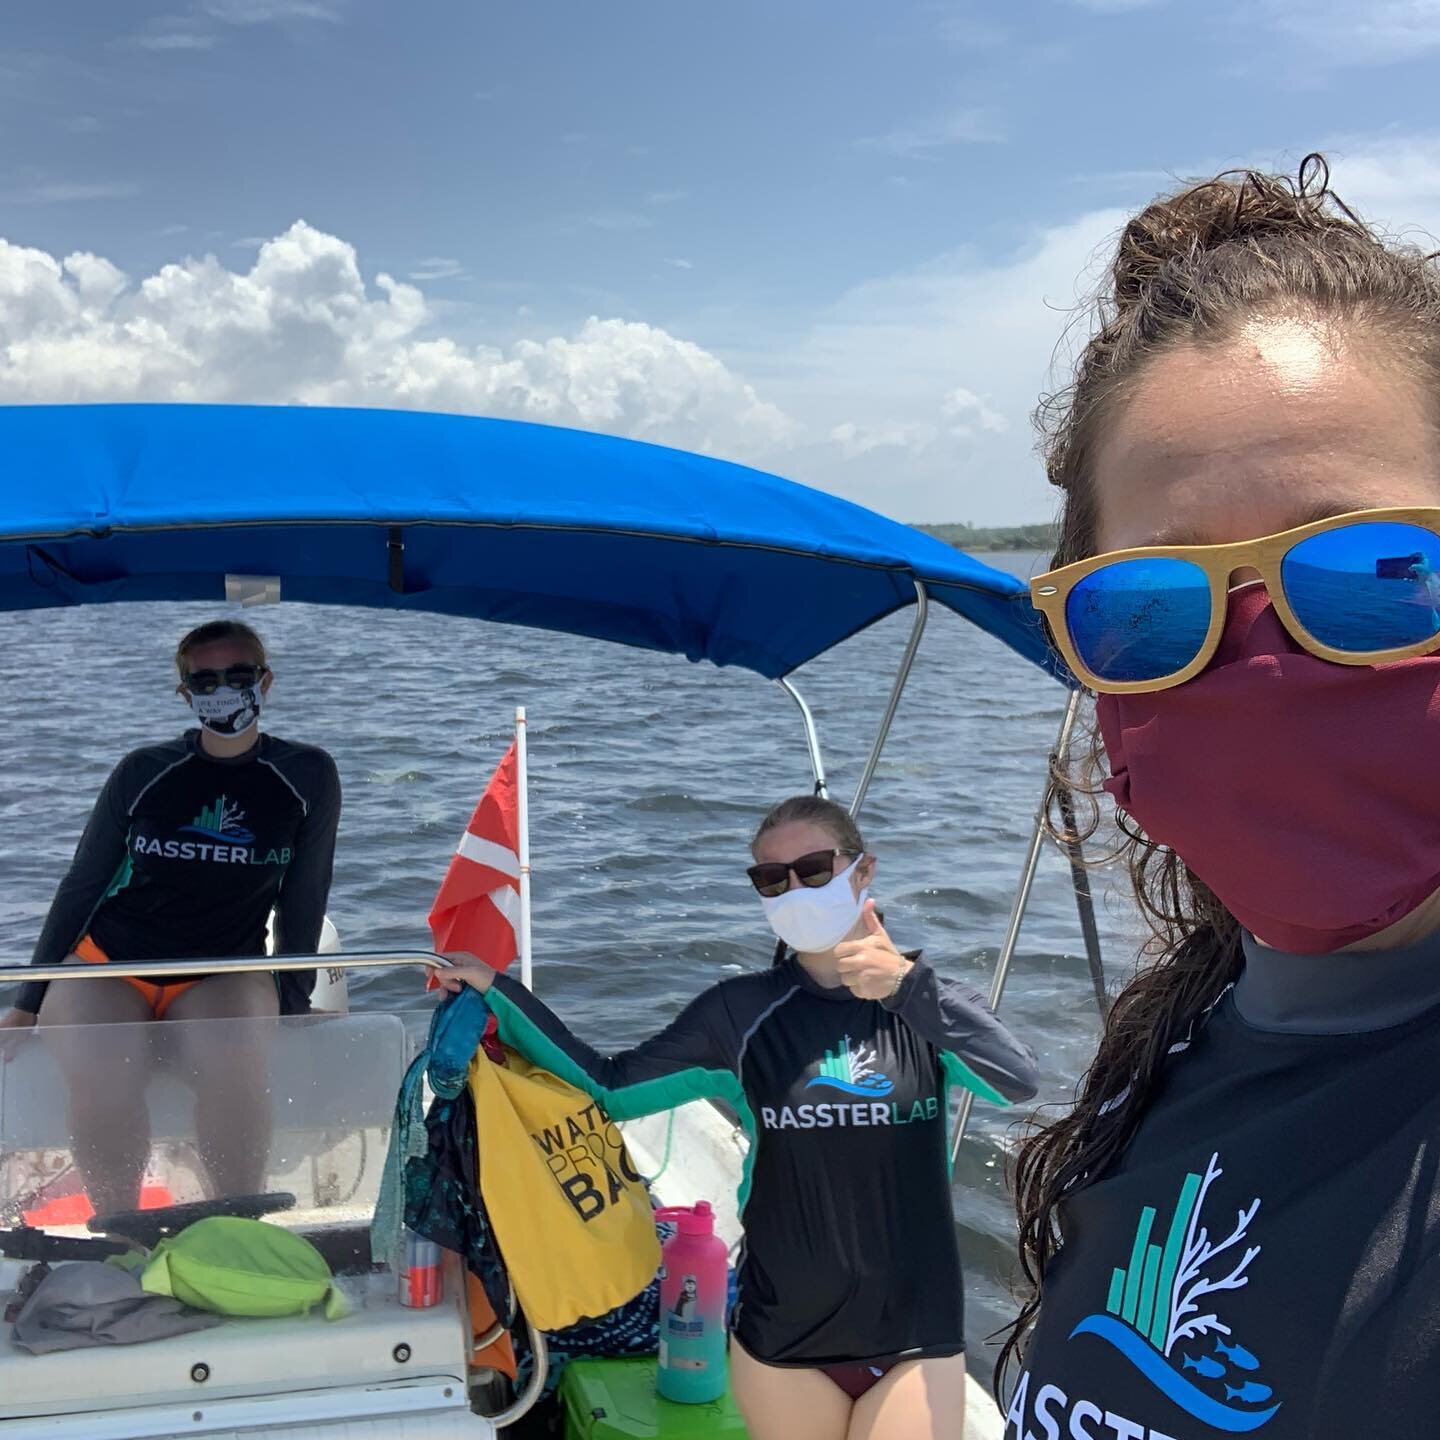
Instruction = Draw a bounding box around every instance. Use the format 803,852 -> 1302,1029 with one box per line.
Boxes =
73,935 -> 200,1020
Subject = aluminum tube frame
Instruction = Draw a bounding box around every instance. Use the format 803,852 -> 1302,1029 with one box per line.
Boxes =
777,676 -> 829,797
950,686 -> 1084,1163
851,580 -> 928,821
484,1325 -> 549,1428
0,949 -> 450,987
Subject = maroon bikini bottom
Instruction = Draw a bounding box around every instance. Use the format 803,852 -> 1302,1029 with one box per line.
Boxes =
819,1362 -> 892,1400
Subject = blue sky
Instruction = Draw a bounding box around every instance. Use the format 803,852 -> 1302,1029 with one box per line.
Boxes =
4,0 -> 1440,522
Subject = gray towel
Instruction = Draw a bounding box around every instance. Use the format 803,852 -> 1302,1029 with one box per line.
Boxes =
11,1261 -> 222,1354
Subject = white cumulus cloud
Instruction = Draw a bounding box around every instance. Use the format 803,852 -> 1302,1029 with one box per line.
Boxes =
941,386 -> 1009,437
0,221 -> 795,458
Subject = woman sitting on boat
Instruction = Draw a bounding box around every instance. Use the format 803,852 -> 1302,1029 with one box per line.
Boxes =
999,155 -> 1440,1439
0,619 -> 341,1214
439,792 -> 1037,1440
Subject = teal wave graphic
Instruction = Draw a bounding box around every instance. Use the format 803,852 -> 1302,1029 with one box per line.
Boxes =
1069,1315 -> 1280,1433
180,823 -> 255,845
804,1074 -> 894,1097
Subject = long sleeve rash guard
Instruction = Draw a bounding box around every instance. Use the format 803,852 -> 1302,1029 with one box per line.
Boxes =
484,953 -> 1038,1368
18,730 -> 340,1016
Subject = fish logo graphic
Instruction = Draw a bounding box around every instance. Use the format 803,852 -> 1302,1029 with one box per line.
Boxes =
1067,1152 -> 1281,1432
805,1034 -> 894,1097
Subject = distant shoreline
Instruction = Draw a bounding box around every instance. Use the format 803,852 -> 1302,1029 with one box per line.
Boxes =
916,522 -> 1055,554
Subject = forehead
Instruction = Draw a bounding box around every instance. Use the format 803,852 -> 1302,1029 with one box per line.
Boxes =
184,639 -> 262,670
1092,317 -> 1440,552
752,819 -> 840,862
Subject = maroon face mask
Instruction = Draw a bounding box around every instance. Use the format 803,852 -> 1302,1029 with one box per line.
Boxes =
1096,583 -> 1440,953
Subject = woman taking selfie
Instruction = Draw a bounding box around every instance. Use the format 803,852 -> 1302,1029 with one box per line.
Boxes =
1001,156 -> 1440,1439
440,793 -> 1037,1440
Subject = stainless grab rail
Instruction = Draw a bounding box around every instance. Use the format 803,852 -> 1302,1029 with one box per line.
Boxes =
852,580 -> 929,821
0,950 -> 453,987
950,686 -> 1084,1163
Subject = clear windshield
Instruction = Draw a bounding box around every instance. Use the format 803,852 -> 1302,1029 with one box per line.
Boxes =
0,1012 -> 407,1246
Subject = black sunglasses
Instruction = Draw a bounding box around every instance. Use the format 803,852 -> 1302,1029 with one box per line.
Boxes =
746,848 -> 859,899
183,663 -> 268,695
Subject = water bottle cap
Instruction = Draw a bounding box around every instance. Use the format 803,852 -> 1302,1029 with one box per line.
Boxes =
656,1202 -> 716,1236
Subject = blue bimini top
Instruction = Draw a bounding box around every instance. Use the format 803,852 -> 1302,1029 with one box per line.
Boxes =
0,404 -> 1061,680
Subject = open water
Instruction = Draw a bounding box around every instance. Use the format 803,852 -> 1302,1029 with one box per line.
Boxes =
1,551 -> 1144,1374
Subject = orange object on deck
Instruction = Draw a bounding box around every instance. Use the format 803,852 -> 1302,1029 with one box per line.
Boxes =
24,1182 -> 176,1228
466,1271 -> 517,1379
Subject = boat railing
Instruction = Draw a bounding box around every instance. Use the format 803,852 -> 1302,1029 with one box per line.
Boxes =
0,949 -> 454,988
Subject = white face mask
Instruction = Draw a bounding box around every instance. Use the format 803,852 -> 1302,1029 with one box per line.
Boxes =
760,857 -> 868,954
189,684 -> 263,738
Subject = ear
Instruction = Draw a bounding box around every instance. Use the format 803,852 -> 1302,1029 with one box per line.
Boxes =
854,853 -> 876,894
176,683 -> 193,708
260,668 -> 275,697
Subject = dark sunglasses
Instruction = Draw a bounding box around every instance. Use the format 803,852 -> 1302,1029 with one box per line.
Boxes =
746,848 -> 859,899
183,663 -> 268,695
1030,507 -> 1440,694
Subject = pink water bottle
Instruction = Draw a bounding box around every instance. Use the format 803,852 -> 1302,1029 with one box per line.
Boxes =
654,1201 -> 729,1404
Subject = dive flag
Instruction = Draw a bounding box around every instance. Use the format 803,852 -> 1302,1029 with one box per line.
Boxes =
428,741 -> 522,971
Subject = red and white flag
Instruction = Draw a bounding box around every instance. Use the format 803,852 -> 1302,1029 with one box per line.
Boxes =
428,741 -> 522,972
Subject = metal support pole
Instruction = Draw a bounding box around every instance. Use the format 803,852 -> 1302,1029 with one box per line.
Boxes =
0,950 -> 451,987
1056,782 -> 1108,1021
851,581 -> 929,821
516,706 -> 534,991
950,686 -> 1085,1163
777,676 -> 828,797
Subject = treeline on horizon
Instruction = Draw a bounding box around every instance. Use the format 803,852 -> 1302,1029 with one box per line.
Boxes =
917,521 -> 1056,553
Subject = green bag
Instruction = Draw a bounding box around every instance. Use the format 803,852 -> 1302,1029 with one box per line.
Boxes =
140,1217 -> 347,1320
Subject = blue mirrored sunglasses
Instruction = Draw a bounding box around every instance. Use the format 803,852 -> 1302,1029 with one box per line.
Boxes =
1029,509 -> 1440,694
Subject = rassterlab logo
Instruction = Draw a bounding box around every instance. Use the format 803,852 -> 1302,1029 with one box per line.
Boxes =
1067,1151 -> 1280,1432
804,1034 -> 893,1097
180,796 -> 255,846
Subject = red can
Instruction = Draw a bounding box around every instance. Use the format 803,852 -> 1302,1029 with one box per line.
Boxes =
399,1230 -> 443,1308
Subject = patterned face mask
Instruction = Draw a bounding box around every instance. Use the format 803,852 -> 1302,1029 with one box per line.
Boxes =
188,684 -> 263,738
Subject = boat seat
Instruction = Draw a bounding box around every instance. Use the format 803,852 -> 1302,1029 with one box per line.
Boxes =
0,1257 -> 473,1422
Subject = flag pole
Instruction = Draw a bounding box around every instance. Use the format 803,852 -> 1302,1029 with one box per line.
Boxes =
516,706 -> 533,990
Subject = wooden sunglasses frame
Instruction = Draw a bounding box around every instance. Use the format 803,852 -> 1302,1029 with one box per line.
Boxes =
1029,506 -> 1440,695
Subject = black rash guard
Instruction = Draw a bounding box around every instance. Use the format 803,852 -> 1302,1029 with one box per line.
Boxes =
1006,932 -> 1440,1440
17,730 -> 340,1017
483,953 -> 1038,1368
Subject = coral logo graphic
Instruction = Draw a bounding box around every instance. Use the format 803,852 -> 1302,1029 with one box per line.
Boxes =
805,1035 -> 893,1097
180,795 -> 255,846
1069,1152 -> 1280,1432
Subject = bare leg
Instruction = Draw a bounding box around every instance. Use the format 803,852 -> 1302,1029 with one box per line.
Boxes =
730,1337 -> 853,1440
37,973 -> 154,1215
847,1355 -> 968,1440
167,973 -> 280,1198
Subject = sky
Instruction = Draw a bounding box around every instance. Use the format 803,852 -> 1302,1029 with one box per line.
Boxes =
4,2 -> 1440,525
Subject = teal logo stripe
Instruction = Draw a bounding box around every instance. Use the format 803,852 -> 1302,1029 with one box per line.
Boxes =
1151,1169 -> 1203,1348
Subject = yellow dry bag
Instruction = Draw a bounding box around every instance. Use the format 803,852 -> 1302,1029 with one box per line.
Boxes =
468,1046 -> 660,1331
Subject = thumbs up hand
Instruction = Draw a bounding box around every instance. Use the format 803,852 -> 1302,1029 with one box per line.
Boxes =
833,900 -> 913,1001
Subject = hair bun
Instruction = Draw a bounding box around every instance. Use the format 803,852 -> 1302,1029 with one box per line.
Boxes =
1112,153 -> 1354,306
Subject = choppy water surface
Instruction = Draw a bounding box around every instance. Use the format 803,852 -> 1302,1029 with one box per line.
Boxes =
1,551 -> 1143,1370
